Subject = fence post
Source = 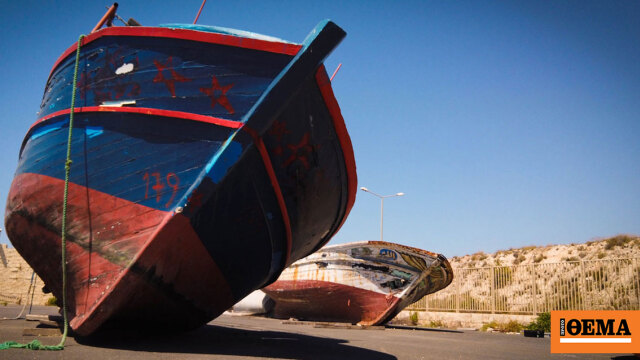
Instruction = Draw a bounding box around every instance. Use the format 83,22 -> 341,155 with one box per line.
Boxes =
490,266 -> 495,314
580,260 -> 587,310
425,293 -> 429,311
635,258 -> 640,309
455,271 -> 460,313
531,264 -> 537,315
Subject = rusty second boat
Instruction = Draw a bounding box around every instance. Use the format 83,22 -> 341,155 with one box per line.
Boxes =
4,6 -> 356,336
262,241 -> 453,325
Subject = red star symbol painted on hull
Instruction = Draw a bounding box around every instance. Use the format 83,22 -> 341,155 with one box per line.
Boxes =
199,75 -> 235,114
269,120 -> 290,142
153,57 -> 191,98
283,133 -> 315,170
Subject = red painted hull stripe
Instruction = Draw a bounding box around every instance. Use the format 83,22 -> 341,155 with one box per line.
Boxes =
244,126 -> 293,265
314,65 -> 358,239
50,27 -> 302,80
30,106 -> 243,134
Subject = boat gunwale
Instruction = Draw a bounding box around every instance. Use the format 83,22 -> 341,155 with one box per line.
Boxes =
316,240 -> 447,260
310,67 -> 357,253
20,106 -> 243,157
30,106 -> 242,131
288,252 -> 435,274
48,26 -> 303,83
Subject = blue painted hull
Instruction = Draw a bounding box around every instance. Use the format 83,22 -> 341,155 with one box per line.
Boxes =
4,21 -> 356,335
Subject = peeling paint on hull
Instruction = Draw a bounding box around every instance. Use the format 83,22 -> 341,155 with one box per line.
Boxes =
263,241 -> 453,325
4,20 -> 356,336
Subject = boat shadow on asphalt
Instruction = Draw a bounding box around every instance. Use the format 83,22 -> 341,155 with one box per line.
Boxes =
74,323 -> 397,360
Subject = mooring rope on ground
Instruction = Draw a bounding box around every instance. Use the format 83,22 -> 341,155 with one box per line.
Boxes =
0,33 -> 85,351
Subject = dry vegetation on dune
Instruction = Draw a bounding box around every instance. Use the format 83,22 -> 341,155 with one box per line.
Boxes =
449,234 -> 640,269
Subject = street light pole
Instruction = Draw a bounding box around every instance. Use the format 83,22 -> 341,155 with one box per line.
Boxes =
360,187 -> 404,242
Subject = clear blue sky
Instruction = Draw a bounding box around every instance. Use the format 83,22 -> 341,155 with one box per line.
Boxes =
1,1 -> 638,257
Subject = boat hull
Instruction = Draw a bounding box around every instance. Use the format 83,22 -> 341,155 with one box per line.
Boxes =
4,21 -> 356,335
265,280 -> 400,324
263,241 -> 453,325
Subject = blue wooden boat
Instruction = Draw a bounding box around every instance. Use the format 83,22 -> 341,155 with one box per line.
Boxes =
3,11 -> 356,335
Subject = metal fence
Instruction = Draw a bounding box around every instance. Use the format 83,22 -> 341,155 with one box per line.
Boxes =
408,258 -> 640,314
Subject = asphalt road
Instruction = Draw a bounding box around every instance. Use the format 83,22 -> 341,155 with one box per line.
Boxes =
0,305 -> 633,359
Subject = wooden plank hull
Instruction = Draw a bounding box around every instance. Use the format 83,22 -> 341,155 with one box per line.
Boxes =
263,241 -> 453,325
4,21 -> 356,335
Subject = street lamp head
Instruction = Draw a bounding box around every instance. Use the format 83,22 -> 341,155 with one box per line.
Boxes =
359,187 -> 404,242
